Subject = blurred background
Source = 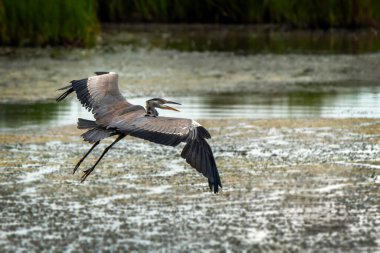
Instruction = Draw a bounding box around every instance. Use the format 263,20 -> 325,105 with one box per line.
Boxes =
1,0 -> 380,127
1,1 -> 380,252
1,0 -> 380,47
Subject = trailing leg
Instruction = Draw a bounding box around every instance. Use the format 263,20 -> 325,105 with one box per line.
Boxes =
80,135 -> 125,182
73,141 -> 100,174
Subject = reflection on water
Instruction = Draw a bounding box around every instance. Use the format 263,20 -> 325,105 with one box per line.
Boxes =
0,102 -> 63,129
104,25 -> 380,54
2,86 -> 380,130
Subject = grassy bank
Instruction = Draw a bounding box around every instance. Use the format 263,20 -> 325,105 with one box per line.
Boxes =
0,0 -> 99,46
1,0 -> 380,47
98,0 -> 380,28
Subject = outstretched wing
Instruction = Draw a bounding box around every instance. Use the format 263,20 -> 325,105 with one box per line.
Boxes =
57,72 -> 132,114
109,114 -> 222,193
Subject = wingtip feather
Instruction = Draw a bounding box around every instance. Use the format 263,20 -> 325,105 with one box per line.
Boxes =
56,87 -> 74,102
94,71 -> 110,75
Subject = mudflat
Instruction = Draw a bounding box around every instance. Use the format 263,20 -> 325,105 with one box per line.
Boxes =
1,46 -> 380,103
1,118 -> 379,252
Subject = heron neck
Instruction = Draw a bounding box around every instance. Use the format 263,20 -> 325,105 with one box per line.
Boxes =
146,106 -> 158,116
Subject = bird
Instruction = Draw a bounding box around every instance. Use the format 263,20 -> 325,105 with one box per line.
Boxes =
56,72 -> 222,193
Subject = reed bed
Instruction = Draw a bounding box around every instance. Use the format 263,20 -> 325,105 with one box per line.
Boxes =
1,0 -> 380,46
98,0 -> 380,28
0,0 -> 99,46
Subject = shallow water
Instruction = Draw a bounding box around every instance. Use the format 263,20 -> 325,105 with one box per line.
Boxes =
103,25 -> 380,54
2,85 -> 380,129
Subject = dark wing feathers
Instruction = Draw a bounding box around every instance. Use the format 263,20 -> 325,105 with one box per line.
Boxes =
74,78 -> 94,110
197,126 -> 211,139
130,126 -> 185,146
111,116 -> 189,147
94,71 -> 109,75
180,126 -> 221,193
56,85 -> 74,102
115,115 -> 222,193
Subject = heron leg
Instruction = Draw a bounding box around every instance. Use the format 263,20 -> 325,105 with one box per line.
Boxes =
73,141 -> 100,174
80,135 -> 125,183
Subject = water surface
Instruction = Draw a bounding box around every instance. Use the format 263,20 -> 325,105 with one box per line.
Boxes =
103,25 -> 380,54
2,85 -> 380,130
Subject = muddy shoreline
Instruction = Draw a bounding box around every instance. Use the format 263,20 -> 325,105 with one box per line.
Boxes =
1,118 -> 379,252
1,46 -> 380,103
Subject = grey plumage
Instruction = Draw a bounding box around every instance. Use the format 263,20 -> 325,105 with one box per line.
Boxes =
57,72 -> 222,193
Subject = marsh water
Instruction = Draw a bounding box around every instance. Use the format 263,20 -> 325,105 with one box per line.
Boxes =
2,85 -> 380,129
103,24 -> 380,54
1,26 -> 380,252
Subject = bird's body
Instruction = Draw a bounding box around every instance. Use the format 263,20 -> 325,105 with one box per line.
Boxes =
57,72 -> 222,193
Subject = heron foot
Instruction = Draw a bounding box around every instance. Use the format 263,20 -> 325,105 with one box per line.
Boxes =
80,167 -> 94,183
78,135 -> 125,183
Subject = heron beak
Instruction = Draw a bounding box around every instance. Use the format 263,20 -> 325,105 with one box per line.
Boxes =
164,100 -> 181,105
161,105 -> 180,112
161,100 -> 181,112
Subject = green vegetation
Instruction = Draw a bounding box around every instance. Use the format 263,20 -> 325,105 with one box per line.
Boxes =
98,0 -> 380,28
0,0 -> 99,46
1,0 -> 380,47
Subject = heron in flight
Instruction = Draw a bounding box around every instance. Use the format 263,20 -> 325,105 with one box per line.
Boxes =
57,72 -> 222,193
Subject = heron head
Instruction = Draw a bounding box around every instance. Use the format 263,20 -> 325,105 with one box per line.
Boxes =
146,98 -> 181,116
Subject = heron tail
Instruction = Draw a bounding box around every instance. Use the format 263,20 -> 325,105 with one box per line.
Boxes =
81,128 -> 114,143
77,118 -> 98,129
